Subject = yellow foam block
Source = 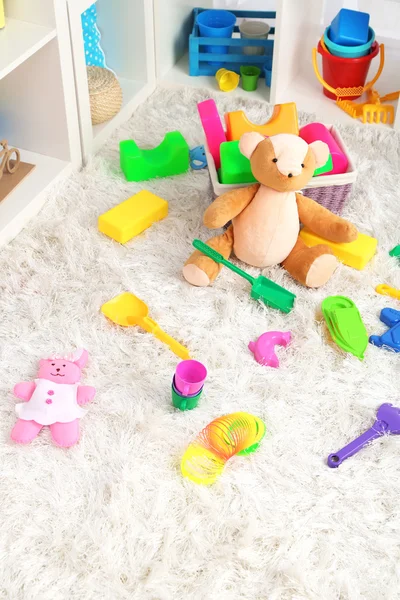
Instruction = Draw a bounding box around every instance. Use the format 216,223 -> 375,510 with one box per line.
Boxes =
299,227 -> 377,270
225,102 -> 299,141
98,190 -> 168,244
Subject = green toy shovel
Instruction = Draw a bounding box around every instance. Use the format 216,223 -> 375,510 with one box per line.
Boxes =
193,239 -> 296,314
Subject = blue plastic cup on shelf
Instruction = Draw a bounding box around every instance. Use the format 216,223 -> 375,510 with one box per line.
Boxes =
196,9 -> 236,63
324,26 -> 375,58
264,57 -> 273,87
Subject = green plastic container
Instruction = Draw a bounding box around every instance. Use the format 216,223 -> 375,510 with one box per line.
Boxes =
172,381 -> 203,411
219,140 -> 257,184
240,65 -> 261,91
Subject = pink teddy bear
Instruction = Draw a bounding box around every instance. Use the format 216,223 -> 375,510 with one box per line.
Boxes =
11,349 -> 96,447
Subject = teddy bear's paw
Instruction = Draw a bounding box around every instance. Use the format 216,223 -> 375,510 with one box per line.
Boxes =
305,254 -> 338,288
182,264 -> 211,287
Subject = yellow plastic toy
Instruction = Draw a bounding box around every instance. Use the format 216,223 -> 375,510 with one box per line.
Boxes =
224,102 -> 299,141
376,284 -> 400,300
98,190 -> 168,244
101,292 -> 190,360
312,43 -> 385,99
181,412 -> 266,485
0,0 -> 4,29
216,68 -> 240,92
337,88 -> 397,124
299,228 -> 377,271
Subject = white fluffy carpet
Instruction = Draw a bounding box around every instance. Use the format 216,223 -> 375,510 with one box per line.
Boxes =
1,87 -> 400,600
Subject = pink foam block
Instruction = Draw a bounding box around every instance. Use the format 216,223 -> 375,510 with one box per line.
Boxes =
299,123 -> 348,175
197,99 -> 227,170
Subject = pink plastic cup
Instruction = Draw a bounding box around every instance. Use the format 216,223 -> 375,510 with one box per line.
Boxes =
175,360 -> 207,397
299,122 -> 348,175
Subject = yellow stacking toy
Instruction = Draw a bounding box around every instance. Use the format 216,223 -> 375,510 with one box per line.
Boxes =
300,227 -> 377,270
98,190 -> 168,244
181,412 -> 265,485
224,102 -> 299,141
216,68 -> 240,92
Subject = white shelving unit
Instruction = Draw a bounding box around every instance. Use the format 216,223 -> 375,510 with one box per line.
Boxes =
154,0 -> 400,130
0,0 -> 81,247
155,0 -> 274,104
67,0 -> 156,164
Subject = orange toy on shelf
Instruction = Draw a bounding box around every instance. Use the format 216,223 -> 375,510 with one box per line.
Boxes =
224,102 -> 299,141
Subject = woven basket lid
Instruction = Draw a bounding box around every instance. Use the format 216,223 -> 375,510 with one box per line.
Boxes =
87,66 -> 119,96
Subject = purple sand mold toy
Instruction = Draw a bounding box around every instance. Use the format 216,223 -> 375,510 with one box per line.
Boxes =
328,403 -> 400,468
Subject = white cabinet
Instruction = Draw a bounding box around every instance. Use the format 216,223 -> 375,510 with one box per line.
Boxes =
154,0 -> 399,129
0,0 -> 80,246
67,0 -> 156,164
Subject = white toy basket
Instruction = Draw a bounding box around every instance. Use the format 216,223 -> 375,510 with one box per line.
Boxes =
205,125 -> 357,215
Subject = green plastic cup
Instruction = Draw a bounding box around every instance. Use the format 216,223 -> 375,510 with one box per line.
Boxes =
240,65 -> 261,91
171,379 -> 203,411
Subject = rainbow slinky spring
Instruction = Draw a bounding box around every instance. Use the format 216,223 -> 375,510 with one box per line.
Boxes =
181,412 -> 266,485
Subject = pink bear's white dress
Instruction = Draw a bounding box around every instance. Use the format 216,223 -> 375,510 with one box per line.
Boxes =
15,379 -> 87,425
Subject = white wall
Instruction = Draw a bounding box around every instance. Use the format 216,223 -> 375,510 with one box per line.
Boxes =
154,0 -> 213,78
213,0 -> 276,8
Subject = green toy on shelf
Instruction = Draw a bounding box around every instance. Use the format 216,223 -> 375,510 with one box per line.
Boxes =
321,295 -> 368,360
120,131 -> 190,182
219,140 -> 257,184
193,239 -> 295,313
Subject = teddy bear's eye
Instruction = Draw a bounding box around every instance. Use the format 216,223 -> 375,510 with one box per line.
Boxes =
272,158 -> 278,163
51,363 -> 55,366
63,364 -> 66,367
301,163 -> 305,168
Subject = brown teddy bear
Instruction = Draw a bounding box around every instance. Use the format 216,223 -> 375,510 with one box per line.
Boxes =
183,132 -> 358,288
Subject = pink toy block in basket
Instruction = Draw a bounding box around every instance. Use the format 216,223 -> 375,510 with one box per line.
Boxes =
204,124 -> 356,215
198,98 -> 227,170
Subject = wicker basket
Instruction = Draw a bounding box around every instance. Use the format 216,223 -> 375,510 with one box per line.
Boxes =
205,125 -> 356,215
87,66 -> 123,125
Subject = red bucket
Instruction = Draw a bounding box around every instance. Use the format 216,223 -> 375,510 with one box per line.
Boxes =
318,41 -> 379,100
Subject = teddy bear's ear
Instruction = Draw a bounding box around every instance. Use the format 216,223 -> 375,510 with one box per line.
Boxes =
239,132 -> 265,159
309,140 -> 329,169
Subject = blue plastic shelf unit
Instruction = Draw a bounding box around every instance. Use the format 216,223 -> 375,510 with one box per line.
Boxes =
189,7 -> 276,77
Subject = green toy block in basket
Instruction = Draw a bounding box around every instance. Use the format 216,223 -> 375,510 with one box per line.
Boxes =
219,140 -> 257,184
314,153 -> 333,176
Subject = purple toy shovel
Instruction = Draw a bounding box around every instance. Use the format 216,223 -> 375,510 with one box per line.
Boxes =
328,403 -> 400,468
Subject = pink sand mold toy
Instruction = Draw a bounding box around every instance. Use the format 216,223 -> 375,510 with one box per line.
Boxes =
197,98 -> 227,170
11,349 -> 96,448
299,123 -> 348,175
328,403 -> 400,468
248,331 -> 292,368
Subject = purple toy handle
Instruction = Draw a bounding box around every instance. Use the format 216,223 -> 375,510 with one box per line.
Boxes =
328,421 -> 388,468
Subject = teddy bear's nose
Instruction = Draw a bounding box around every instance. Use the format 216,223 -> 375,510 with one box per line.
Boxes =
288,173 -> 293,178
56,368 -> 60,372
